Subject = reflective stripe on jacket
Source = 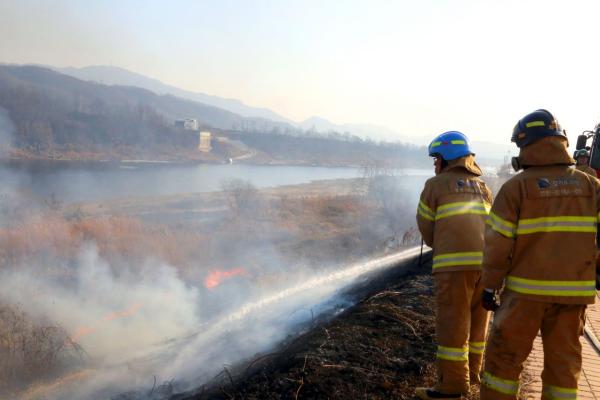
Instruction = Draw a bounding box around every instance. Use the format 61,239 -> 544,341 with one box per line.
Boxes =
482,136 -> 600,304
416,155 -> 493,273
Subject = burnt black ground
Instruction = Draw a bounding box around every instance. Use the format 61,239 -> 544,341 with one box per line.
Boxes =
174,252 -> 439,400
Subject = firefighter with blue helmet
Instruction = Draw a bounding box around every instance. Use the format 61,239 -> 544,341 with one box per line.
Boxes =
416,131 -> 493,399
480,109 -> 600,399
428,131 -> 472,162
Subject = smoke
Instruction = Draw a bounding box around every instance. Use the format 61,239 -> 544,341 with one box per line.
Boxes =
2,239 -> 421,399
0,242 -> 201,399
0,244 -> 200,363
160,249 -> 422,384
0,162 -> 430,400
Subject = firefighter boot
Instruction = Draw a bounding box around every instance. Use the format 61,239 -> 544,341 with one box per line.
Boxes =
415,387 -> 462,399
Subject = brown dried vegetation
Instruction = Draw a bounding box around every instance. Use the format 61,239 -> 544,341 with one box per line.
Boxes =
0,214 -> 206,271
0,304 -> 82,394
0,179 -> 423,397
185,268 -> 439,400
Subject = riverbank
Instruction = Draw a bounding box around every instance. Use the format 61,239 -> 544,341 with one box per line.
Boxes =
0,155 -> 408,170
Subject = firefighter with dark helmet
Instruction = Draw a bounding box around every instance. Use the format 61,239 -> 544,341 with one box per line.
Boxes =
480,109 -> 600,399
574,148 -> 598,178
415,131 -> 493,399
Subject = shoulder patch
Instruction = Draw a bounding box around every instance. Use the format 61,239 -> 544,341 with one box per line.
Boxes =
450,178 -> 482,194
536,178 -> 551,189
527,176 -> 589,198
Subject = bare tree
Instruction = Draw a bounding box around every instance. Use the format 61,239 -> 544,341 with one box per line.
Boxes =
0,303 -> 83,392
360,160 -> 415,248
220,179 -> 261,217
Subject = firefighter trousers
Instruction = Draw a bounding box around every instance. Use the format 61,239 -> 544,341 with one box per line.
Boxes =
480,291 -> 586,400
434,270 -> 490,394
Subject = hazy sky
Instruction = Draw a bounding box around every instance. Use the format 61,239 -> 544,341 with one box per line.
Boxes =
1,0 -> 600,144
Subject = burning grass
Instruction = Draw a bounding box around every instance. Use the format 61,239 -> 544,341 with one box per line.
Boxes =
204,268 -> 248,289
181,265 -> 440,400
0,214 -> 205,395
0,179 -> 424,397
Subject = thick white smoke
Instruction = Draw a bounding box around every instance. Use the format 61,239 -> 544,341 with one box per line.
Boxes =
0,159 -> 430,399
4,242 -> 421,399
0,244 -> 200,362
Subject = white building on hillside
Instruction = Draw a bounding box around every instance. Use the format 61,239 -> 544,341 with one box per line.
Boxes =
175,118 -> 199,130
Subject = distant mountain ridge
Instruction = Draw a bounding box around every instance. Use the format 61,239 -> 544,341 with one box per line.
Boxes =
0,65 -> 432,167
57,65 -> 414,143
58,66 -> 294,124
0,64 -> 515,163
0,64 -> 287,161
298,116 -> 405,141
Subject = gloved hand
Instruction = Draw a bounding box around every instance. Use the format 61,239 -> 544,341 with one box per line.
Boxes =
482,289 -> 500,311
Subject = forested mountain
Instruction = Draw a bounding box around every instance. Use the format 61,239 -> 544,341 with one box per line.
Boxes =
0,65 -> 291,158
0,65 -> 428,166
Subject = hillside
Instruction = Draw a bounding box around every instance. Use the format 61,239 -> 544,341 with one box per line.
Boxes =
0,65 -> 429,167
58,66 -> 410,142
58,65 -> 293,124
0,65 -> 233,160
225,131 -> 429,168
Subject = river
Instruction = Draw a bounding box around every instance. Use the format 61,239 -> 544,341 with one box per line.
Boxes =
0,162 -> 432,203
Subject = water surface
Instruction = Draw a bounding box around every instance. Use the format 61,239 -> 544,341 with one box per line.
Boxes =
0,162 -> 431,203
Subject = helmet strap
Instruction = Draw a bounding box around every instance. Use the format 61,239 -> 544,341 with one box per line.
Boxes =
511,156 -> 522,172
433,157 -> 448,175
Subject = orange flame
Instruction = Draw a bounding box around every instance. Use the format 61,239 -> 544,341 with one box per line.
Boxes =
72,303 -> 142,341
104,303 -> 141,321
72,326 -> 95,341
204,267 -> 247,289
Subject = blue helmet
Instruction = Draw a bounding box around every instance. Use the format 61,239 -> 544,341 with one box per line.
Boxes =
428,131 -> 473,161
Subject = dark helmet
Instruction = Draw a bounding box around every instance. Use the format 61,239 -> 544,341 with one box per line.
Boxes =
511,109 -> 567,148
575,149 -> 590,159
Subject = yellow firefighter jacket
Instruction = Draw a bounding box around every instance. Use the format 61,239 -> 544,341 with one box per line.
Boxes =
482,136 -> 600,304
576,164 -> 598,178
417,155 -> 493,273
